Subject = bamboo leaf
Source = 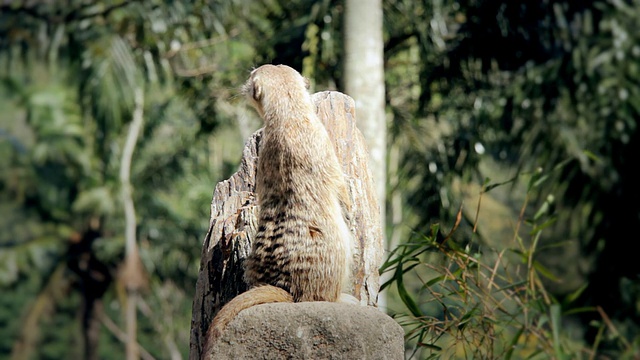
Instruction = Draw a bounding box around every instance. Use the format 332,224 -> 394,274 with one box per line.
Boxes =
395,260 -> 423,318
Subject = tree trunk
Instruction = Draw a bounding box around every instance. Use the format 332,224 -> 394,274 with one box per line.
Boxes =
343,0 -> 388,310
343,0 -> 386,224
189,91 -> 384,360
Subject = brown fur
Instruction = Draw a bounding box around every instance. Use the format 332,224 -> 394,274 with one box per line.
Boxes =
201,65 -> 353,358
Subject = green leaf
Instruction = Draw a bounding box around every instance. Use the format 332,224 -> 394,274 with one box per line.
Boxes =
528,172 -> 549,191
532,259 -> 560,282
550,304 -> 568,360
530,216 -> 557,234
504,325 -> 525,360
484,175 -> 518,193
565,284 -> 588,304
71,186 -> 116,216
0,249 -> 18,285
395,260 -> 423,318
425,275 -> 448,287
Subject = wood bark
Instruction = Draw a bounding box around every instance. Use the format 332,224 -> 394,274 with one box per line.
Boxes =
188,91 -> 383,360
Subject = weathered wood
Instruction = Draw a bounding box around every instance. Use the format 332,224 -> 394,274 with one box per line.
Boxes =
189,91 -> 384,359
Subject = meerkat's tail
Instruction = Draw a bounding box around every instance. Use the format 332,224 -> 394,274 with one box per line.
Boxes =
202,285 -> 293,358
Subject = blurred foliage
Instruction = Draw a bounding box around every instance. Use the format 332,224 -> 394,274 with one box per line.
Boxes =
0,0 -> 255,358
0,0 -> 639,359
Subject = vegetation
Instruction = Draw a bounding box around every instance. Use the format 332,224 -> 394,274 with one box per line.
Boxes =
383,164 -> 638,359
0,0 -> 638,359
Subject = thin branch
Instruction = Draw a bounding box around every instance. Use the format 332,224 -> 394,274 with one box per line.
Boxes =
11,264 -> 68,360
120,87 -> 143,258
596,306 -> 632,351
100,314 -> 156,360
440,203 -> 463,246
473,189 -> 483,233
120,86 -> 144,360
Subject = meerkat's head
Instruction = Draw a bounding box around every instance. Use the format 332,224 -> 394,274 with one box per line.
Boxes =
242,64 -> 311,120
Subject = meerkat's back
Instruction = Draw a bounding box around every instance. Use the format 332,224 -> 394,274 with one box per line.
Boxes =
244,64 -> 352,302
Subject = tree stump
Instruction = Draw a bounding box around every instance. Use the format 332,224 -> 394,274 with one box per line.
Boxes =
189,91 -> 386,359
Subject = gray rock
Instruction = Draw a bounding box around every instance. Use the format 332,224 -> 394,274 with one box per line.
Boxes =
206,302 -> 404,360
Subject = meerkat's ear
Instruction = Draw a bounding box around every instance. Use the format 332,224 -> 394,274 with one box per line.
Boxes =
244,75 -> 262,102
252,81 -> 263,101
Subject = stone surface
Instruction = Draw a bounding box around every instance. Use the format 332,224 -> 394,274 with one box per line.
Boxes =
207,302 -> 404,360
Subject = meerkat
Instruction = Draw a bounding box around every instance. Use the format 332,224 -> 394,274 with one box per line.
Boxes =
201,64 -> 354,357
